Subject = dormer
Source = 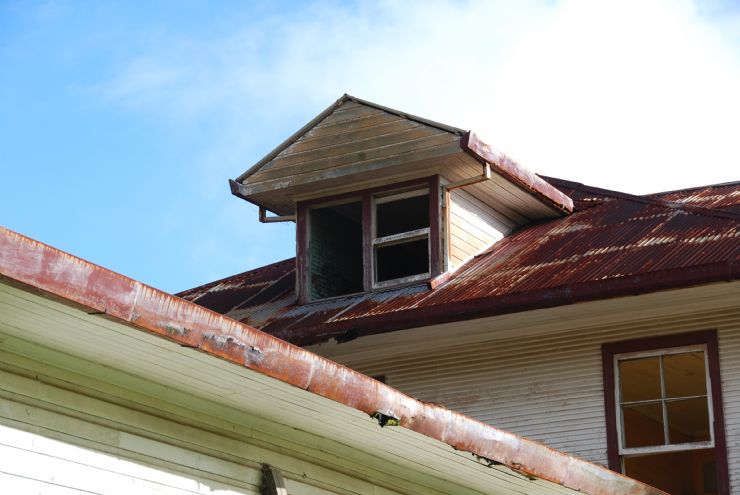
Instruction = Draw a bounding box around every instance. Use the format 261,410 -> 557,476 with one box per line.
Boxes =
230,95 -> 573,303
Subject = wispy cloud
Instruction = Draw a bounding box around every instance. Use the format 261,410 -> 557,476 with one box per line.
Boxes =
99,0 -> 740,194
90,0 -> 740,287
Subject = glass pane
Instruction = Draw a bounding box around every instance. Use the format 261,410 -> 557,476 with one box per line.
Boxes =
376,193 -> 429,237
667,398 -> 711,444
309,202 -> 363,299
664,352 -> 707,398
623,448 -> 717,495
622,402 -> 665,448
620,357 -> 662,402
375,238 -> 429,282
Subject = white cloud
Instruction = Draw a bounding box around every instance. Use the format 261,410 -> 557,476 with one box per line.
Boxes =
101,0 -> 740,194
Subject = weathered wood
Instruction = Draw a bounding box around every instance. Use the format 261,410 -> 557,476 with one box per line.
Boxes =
239,141 -> 461,198
251,132 -> 456,183
282,120 -> 421,156
268,126 -> 443,170
261,465 -> 288,495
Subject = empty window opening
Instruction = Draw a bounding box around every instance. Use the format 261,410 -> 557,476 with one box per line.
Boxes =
616,348 -> 718,495
375,238 -> 429,282
376,193 -> 429,237
309,201 -> 363,299
373,189 -> 430,287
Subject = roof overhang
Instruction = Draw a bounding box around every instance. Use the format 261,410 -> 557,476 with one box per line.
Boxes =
0,226 -> 662,495
230,95 -> 573,218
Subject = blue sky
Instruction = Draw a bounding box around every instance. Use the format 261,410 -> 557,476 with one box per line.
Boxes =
2,0 -> 739,293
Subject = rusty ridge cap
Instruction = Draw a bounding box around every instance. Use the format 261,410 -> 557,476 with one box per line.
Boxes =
461,132 -> 574,214
175,258 -> 295,298
645,179 -> 740,198
541,176 -> 740,222
0,226 -> 664,495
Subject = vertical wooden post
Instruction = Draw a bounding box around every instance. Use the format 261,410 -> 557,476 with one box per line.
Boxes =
261,464 -> 288,495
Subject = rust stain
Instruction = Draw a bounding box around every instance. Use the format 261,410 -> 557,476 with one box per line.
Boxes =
0,225 -> 665,495
179,179 -> 740,347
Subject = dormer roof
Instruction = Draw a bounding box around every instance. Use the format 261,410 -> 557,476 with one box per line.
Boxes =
230,94 -> 573,220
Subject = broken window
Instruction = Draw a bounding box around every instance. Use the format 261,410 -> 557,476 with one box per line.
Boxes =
308,200 -> 363,300
302,180 -> 437,301
610,344 -> 724,495
373,189 -> 430,287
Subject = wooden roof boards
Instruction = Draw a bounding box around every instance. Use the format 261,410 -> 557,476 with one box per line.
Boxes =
231,95 -> 573,218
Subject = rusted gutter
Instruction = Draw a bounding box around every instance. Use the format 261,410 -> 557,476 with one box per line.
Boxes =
461,131 -> 574,214
0,226 -> 664,495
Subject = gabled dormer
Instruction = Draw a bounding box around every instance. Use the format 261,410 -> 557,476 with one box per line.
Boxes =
230,95 -> 573,303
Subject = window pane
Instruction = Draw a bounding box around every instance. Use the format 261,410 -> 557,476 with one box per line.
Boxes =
620,357 -> 662,402
309,202 -> 363,299
376,193 -> 429,237
375,238 -> 429,282
623,448 -> 717,495
667,398 -> 711,444
664,352 -> 707,398
622,402 -> 665,448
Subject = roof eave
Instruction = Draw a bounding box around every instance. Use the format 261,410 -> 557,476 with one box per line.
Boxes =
0,226 -> 664,495
461,131 -> 574,214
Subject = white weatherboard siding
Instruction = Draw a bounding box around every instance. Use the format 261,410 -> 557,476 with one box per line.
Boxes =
0,281 -> 594,495
0,358 -> 369,495
322,285 -> 740,494
446,186 -> 507,269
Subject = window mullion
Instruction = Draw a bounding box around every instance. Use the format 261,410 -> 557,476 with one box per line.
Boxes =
362,192 -> 373,292
659,355 -> 670,445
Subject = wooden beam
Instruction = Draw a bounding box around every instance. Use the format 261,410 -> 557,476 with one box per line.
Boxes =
261,464 -> 288,495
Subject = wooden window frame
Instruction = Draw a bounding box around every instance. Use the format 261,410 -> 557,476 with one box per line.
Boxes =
601,330 -> 730,495
296,176 -> 441,303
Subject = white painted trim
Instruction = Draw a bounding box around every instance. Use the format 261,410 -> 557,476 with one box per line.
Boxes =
613,344 -> 715,456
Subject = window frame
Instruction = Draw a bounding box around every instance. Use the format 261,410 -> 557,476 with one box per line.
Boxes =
602,330 -> 730,495
371,187 -> 432,289
296,176 -> 441,303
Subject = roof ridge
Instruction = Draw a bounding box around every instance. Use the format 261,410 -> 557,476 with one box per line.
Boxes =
645,179 -> 740,197
543,176 -> 740,222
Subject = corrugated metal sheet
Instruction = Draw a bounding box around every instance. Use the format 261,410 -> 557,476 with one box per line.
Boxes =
179,179 -> 740,346
0,227 -> 665,495
333,306 -> 740,493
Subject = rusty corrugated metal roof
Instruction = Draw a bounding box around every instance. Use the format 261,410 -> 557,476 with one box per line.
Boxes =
0,226 -> 668,495
179,178 -> 740,346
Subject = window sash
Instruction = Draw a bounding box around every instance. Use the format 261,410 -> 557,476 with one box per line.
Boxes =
614,344 -> 715,456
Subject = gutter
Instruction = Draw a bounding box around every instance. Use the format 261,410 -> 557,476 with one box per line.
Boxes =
0,226 -> 664,495
461,131 -> 574,214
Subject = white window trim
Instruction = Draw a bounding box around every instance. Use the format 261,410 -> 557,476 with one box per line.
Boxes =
613,344 -> 715,457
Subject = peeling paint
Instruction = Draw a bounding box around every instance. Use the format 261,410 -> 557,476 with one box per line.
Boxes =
180,178 -> 740,347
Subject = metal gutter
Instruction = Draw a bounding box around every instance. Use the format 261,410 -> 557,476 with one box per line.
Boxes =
462,131 -> 574,214
0,226 -> 663,495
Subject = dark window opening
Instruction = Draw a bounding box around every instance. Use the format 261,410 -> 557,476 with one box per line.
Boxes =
375,238 -> 429,282
376,194 -> 429,237
623,449 -> 718,495
309,201 -> 363,299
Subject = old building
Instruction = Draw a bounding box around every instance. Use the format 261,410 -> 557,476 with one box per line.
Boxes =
0,227 -> 662,494
181,95 -> 740,494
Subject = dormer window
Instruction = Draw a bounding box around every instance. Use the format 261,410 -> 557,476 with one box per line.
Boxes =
229,95 -> 574,305
298,178 -> 440,302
